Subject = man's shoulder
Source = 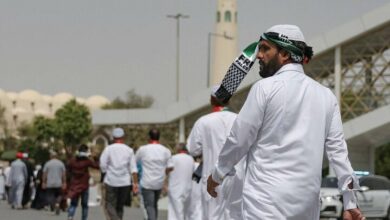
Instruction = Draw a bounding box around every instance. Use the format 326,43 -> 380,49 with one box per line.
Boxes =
108,143 -> 133,152
154,143 -> 170,151
52,159 -> 65,166
204,110 -> 237,121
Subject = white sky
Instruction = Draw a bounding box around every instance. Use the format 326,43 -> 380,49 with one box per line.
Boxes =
0,0 -> 388,107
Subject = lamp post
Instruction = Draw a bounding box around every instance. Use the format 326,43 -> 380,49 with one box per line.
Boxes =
167,13 -> 189,102
207,32 -> 233,87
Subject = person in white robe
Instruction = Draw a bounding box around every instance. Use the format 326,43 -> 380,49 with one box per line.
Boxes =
207,24 -> 365,220
9,153 -> 28,209
0,165 -> 5,200
165,144 -> 194,220
187,86 -> 245,220
186,158 -> 202,220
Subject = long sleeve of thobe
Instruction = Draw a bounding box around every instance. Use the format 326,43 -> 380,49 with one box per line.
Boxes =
325,98 -> 360,210
212,84 -> 265,183
187,121 -> 203,157
129,149 -> 138,174
99,148 -> 109,173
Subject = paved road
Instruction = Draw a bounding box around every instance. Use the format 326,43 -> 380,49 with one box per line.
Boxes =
0,200 -> 167,220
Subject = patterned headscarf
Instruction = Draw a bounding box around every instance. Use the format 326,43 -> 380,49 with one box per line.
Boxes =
260,24 -> 313,63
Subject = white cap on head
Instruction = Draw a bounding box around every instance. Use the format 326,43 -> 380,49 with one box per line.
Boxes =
112,127 -> 125,138
22,153 -> 28,158
266,24 -> 305,42
211,85 -> 220,98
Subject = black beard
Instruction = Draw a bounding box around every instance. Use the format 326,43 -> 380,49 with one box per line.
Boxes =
258,56 -> 282,78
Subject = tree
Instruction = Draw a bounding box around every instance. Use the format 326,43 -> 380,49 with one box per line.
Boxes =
375,142 -> 390,178
33,116 -> 57,143
103,89 -> 154,109
55,99 -> 92,157
0,104 -> 7,133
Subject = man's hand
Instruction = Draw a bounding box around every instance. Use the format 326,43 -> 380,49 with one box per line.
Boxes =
132,183 -> 139,195
161,183 -> 168,196
207,175 -> 220,198
61,183 -> 67,191
343,208 -> 365,220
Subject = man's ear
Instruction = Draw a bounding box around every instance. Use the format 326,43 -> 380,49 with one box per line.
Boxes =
279,49 -> 290,62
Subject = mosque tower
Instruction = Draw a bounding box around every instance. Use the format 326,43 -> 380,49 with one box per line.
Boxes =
210,0 -> 238,85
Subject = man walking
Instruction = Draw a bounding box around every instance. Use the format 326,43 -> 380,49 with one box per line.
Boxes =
136,128 -> 171,220
165,143 -> 194,220
9,152 -> 27,209
21,152 -> 34,208
208,24 -> 365,220
67,144 -> 99,220
187,86 -> 245,220
42,150 -> 66,215
100,128 -> 138,220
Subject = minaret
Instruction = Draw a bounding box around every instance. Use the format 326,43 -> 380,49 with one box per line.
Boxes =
211,0 -> 238,85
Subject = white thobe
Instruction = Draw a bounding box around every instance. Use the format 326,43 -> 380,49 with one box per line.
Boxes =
100,143 -> 138,187
9,159 -> 27,207
212,63 -> 359,220
136,143 -> 171,190
187,162 -> 202,220
187,110 -> 244,220
0,169 -> 5,199
167,153 -> 194,220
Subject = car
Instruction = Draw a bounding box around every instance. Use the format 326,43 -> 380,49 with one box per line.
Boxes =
320,176 -> 343,219
357,175 -> 390,219
320,175 -> 390,220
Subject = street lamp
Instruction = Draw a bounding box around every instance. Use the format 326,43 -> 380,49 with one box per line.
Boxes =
207,32 -> 233,87
167,13 -> 189,102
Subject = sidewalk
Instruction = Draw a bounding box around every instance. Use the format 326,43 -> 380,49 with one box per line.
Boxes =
0,200 -> 167,220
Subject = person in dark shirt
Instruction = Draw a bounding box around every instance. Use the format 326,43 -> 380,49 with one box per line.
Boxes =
67,144 -> 99,220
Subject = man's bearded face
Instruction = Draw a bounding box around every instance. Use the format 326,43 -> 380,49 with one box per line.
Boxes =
258,52 -> 282,78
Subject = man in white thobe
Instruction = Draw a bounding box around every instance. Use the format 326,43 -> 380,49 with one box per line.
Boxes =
187,86 -> 245,220
100,127 -> 139,220
165,144 -> 194,220
187,159 -> 202,220
208,24 -> 365,220
9,153 -> 27,209
136,128 -> 171,220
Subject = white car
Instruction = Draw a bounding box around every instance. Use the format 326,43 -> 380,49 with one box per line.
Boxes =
320,175 -> 390,220
357,175 -> 390,219
320,176 -> 343,219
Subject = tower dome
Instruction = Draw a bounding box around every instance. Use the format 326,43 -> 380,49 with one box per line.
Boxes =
53,92 -> 74,111
86,95 -> 110,109
19,89 -> 41,102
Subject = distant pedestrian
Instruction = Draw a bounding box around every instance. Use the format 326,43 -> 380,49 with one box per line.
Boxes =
4,161 -> 11,203
0,164 -> 6,200
42,150 -> 66,215
100,128 -> 138,220
31,163 -> 46,210
136,128 -> 171,220
21,153 -> 34,208
9,152 -> 28,209
165,143 -> 194,220
67,144 -> 99,220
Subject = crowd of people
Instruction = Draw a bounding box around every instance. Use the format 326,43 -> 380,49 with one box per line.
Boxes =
0,146 -> 99,220
0,24 -> 366,220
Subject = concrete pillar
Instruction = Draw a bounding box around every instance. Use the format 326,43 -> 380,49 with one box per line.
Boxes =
328,46 -> 342,177
179,117 -> 185,143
